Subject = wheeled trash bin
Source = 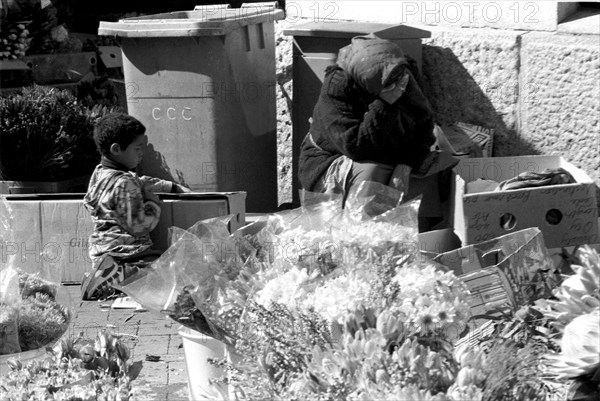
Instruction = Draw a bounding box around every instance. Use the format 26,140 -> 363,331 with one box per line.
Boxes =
283,21 -> 431,207
99,3 -> 284,212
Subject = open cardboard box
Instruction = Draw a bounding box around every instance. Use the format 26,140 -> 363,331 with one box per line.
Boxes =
417,228 -> 462,259
151,192 -> 246,251
451,155 -> 599,249
2,192 -> 246,283
434,227 -> 555,318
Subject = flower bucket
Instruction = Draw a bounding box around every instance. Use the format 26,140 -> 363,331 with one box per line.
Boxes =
0,347 -> 47,376
179,327 -> 229,401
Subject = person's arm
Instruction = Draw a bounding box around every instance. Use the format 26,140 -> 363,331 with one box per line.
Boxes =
331,70 -> 435,166
315,69 -> 407,163
394,73 -> 437,163
140,176 -> 192,194
139,176 -> 174,193
172,183 -> 192,193
111,177 -> 161,237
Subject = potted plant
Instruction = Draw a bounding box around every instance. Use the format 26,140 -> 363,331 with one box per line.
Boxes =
0,85 -> 116,193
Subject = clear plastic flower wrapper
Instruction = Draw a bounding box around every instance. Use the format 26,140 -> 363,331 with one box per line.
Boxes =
2,194 -> 19,355
219,183 -> 475,400
0,267 -> 21,355
0,265 -> 72,357
1,197 -> 72,358
247,181 -> 421,270
113,181 -> 424,343
114,216 -> 241,345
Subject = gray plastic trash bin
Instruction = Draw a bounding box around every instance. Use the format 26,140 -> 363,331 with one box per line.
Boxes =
99,3 -> 284,212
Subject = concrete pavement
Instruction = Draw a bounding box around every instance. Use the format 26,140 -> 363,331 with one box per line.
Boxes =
64,285 -> 191,401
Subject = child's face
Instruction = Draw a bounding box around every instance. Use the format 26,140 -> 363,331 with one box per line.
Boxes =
111,134 -> 147,170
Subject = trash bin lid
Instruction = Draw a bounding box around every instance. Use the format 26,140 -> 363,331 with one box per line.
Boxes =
283,21 -> 431,40
98,5 -> 285,37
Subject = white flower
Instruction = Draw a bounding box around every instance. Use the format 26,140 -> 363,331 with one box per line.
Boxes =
388,263 -> 472,331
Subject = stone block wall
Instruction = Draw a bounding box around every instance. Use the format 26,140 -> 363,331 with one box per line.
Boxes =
419,28 -> 522,156
520,32 -> 599,177
276,1 -> 599,206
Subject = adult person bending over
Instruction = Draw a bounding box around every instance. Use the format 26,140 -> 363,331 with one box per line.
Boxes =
297,35 -> 458,231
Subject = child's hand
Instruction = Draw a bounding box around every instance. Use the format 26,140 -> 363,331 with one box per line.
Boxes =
143,187 -> 160,204
173,184 -> 192,193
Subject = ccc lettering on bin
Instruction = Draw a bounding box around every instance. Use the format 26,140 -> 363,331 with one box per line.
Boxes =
152,106 -> 193,121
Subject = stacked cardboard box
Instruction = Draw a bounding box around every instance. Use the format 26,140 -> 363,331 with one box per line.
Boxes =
2,192 -> 246,283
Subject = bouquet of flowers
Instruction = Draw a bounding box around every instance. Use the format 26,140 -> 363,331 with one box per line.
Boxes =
0,267 -> 71,356
2,198 -> 69,356
1,331 -> 141,401
114,216 -> 243,345
177,183 -> 474,400
252,182 -> 422,323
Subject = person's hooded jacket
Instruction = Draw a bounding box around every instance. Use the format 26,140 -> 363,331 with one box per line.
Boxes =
298,36 -> 436,191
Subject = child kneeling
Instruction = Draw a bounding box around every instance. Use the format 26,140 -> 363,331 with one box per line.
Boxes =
81,113 -> 190,300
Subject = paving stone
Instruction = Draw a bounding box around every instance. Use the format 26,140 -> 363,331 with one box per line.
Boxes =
74,310 -> 109,325
109,312 -> 146,328
135,310 -> 172,323
131,384 -> 170,401
160,351 -> 186,364
110,330 -> 142,344
132,335 -> 171,360
169,335 -> 185,354
136,361 -> 169,384
168,361 -> 189,385
64,292 -> 185,400
166,383 -> 189,401
137,322 -> 178,336
63,289 -> 216,401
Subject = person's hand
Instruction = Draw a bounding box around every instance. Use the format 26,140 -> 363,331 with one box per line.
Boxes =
142,187 -> 160,204
412,151 -> 460,177
379,72 -> 410,104
174,184 -> 192,193
390,164 -> 412,195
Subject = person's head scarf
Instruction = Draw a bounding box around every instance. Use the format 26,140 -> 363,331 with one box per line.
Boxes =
336,35 -> 409,97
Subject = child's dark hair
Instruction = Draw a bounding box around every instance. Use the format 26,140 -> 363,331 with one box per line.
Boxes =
93,113 -> 146,156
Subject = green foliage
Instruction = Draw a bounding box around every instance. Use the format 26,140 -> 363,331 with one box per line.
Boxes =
0,333 -> 138,401
17,292 -> 70,351
0,269 -> 70,355
0,85 -> 116,181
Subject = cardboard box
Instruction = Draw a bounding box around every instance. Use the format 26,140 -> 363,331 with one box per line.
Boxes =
151,192 -> 246,251
417,228 -> 462,259
2,192 -> 246,283
452,156 -> 599,248
1,196 -> 94,284
434,228 -> 555,318
453,122 -> 494,158
435,122 -> 494,158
